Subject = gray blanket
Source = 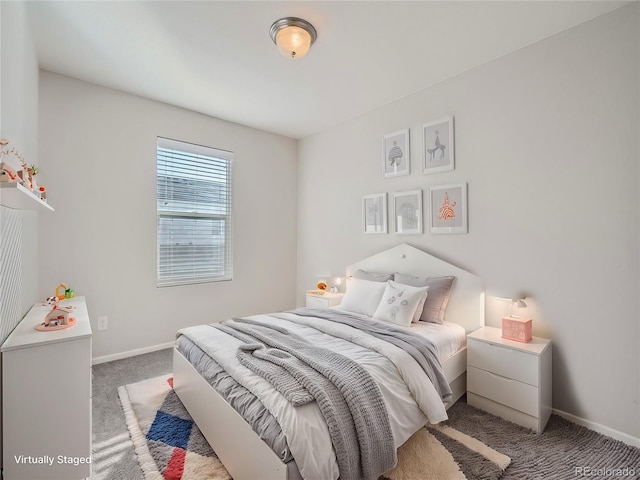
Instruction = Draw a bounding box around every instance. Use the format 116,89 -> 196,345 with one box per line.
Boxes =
213,317 -> 396,480
175,335 -> 293,462
279,307 -> 453,402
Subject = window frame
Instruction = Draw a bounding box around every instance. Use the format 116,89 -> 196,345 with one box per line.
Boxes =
156,137 -> 233,287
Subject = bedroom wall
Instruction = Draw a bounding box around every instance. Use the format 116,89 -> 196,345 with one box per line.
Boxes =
38,71 -> 298,360
297,4 -> 640,441
0,0 -> 40,321
0,0 -> 41,468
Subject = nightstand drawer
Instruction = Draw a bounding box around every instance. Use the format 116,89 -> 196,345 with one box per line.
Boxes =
306,293 -> 344,308
307,295 -> 329,308
467,365 -> 538,417
468,338 -> 539,386
467,393 -> 540,432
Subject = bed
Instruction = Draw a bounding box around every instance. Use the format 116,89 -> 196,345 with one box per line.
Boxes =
173,243 -> 484,480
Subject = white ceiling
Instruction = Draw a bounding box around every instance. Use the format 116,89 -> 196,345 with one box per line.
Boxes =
27,1 -> 626,139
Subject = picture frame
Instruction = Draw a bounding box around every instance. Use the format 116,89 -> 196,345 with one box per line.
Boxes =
422,116 -> 454,175
392,190 -> 422,234
429,183 -> 467,234
382,129 -> 410,178
362,193 -> 387,234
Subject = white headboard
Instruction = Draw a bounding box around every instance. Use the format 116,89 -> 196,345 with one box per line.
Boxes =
345,244 -> 484,332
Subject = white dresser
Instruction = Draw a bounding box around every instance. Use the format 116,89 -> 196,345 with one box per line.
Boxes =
467,326 -> 552,433
305,292 -> 344,308
2,296 -> 92,479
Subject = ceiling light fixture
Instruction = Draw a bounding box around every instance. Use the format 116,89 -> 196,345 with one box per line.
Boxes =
269,17 -> 317,60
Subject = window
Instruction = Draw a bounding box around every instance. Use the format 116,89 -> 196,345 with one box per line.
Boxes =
157,137 -> 233,287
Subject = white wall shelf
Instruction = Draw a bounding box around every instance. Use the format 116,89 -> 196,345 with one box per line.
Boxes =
0,182 -> 54,212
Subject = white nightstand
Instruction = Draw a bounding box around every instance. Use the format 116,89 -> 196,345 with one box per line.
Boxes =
306,292 -> 344,308
467,326 -> 552,433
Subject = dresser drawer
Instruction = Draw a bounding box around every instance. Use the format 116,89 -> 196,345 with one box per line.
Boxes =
467,365 -> 539,417
468,338 -> 539,386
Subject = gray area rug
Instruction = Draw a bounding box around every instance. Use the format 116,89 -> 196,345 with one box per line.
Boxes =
93,348 -> 640,480
445,402 -> 640,479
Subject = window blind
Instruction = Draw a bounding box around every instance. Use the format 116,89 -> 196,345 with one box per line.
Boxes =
157,137 -> 233,287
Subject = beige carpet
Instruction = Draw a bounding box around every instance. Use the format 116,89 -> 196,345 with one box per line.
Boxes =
120,374 -> 510,480
382,424 -> 510,480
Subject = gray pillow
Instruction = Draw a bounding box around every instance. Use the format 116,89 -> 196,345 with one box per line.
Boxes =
352,269 -> 393,283
393,273 -> 455,324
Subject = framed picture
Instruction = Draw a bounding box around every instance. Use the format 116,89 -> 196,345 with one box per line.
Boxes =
383,129 -> 410,178
362,193 -> 387,234
392,190 -> 422,234
429,183 -> 467,234
422,116 -> 454,174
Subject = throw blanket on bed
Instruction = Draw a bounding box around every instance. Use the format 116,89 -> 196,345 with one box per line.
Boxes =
213,318 -> 396,480
274,308 -> 452,402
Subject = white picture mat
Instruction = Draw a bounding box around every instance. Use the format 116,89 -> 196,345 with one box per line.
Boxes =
393,189 -> 422,234
423,116 -> 454,174
430,183 -> 467,234
383,129 -> 410,177
363,193 -> 387,234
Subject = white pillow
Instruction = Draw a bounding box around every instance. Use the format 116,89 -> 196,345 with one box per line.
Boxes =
373,281 -> 430,327
410,287 -> 429,323
339,278 -> 387,317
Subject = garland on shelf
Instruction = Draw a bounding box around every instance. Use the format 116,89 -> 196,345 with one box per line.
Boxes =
0,139 -> 47,200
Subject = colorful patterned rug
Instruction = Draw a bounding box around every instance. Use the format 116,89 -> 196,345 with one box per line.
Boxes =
119,374 -> 510,480
118,375 -> 231,480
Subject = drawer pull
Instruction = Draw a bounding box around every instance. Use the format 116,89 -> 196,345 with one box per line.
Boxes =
487,343 -> 515,352
468,338 -> 539,386
489,371 -> 512,382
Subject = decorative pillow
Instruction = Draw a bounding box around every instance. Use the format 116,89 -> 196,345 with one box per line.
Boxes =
339,278 -> 387,317
351,269 -> 393,283
373,281 -> 430,328
394,273 -> 455,324
410,288 -> 429,323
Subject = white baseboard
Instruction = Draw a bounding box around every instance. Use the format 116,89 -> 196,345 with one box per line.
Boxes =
92,341 -> 174,365
553,408 -> 640,448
